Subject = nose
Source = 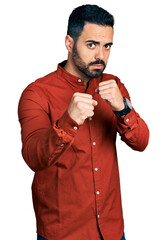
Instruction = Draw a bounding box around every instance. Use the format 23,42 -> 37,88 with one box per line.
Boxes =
95,47 -> 104,60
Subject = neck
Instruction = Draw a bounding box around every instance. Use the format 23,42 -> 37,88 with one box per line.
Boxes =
64,59 -> 90,86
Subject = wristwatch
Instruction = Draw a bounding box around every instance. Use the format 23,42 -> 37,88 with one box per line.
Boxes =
113,97 -> 132,117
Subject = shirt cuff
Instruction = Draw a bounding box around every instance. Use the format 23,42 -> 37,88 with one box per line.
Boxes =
56,110 -> 80,137
117,108 -> 137,132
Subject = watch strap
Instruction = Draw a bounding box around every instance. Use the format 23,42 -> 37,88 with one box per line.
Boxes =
113,97 -> 132,117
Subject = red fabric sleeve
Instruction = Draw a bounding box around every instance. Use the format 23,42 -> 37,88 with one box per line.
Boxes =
18,85 -> 79,172
116,77 -> 149,151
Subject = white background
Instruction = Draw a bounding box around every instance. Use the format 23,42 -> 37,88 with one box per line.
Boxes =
0,0 -> 166,239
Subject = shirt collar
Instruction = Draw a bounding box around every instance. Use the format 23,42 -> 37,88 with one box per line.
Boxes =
57,60 -> 102,89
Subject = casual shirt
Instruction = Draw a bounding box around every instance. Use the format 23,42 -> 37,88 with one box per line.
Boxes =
18,61 -> 149,240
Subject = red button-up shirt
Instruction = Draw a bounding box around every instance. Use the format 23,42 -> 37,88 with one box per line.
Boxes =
18,61 -> 149,240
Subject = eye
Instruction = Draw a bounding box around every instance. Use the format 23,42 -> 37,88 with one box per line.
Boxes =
87,43 -> 96,49
105,44 -> 112,49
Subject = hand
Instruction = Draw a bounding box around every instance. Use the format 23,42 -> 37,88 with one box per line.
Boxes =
98,80 -> 124,111
67,92 -> 98,125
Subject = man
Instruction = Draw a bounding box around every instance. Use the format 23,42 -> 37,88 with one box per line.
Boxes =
18,4 -> 149,240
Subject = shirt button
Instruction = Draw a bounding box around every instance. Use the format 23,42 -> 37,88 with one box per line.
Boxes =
93,142 -> 96,146
89,117 -> 92,121
97,214 -> 100,219
96,191 -> 100,195
126,118 -> 129,122
73,126 -> 78,130
61,143 -> 64,147
95,168 -> 98,171
78,79 -> 82,83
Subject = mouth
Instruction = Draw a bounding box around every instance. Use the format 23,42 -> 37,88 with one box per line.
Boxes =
92,64 -> 103,69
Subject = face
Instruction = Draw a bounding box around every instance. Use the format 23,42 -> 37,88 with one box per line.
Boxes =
72,23 -> 114,79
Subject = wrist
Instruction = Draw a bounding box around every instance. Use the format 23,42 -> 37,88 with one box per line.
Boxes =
113,97 -> 132,117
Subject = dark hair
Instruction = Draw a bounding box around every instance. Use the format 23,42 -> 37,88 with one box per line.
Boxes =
67,4 -> 114,42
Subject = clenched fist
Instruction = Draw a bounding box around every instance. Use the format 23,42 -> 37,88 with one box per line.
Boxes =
68,92 -> 98,125
98,80 -> 124,111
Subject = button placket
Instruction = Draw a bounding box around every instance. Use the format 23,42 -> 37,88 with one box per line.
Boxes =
93,141 -> 102,217
88,113 -> 102,219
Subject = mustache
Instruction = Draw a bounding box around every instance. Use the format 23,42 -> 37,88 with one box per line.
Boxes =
88,60 -> 106,67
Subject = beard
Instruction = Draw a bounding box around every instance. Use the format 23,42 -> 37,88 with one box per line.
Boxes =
72,43 -> 106,78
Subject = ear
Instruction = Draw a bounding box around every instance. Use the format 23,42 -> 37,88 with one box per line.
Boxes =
65,35 -> 74,53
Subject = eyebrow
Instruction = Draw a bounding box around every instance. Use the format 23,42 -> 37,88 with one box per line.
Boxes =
85,40 -> 113,45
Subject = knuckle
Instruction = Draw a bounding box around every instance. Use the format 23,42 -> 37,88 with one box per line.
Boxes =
76,101 -> 81,108
91,105 -> 94,110
73,98 -> 77,104
81,114 -> 86,120
73,92 -> 78,99
112,88 -> 116,94
73,92 -> 79,96
110,80 -> 116,85
90,111 -> 94,116
90,99 -> 94,105
85,93 -> 91,98
110,79 -> 116,83
74,96 -> 80,103
113,82 -> 117,87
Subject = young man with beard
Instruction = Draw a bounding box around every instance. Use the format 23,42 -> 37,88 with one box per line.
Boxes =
18,4 -> 149,240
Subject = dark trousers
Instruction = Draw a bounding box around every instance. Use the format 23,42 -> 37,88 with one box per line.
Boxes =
37,232 -> 126,240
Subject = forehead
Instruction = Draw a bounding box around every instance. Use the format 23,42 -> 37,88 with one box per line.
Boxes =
79,23 -> 114,42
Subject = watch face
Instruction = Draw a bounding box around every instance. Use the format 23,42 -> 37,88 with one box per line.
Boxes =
125,98 -> 132,110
